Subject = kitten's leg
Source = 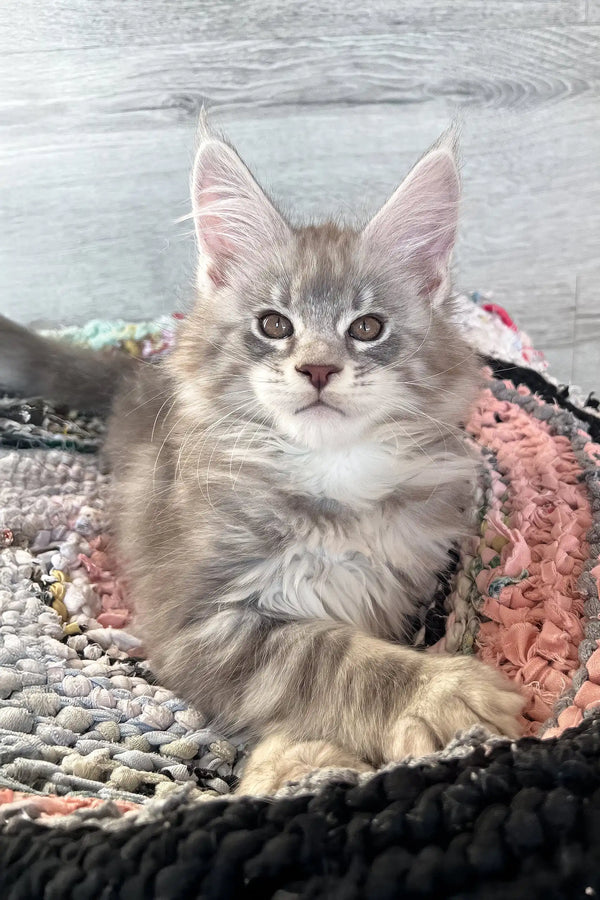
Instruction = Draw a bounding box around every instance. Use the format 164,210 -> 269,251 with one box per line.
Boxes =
383,652 -> 524,760
149,610 -> 524,769
237,733 -> 373,797
237,650 -> 521,795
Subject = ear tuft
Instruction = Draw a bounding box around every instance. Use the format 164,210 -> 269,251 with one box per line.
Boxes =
362,132 -> 461,305
191,125 -> 290,287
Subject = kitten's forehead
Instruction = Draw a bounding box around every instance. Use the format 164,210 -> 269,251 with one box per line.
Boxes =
281,224 -> 366,323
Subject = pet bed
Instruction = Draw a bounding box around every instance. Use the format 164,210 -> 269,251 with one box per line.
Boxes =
1,295 -> 599,898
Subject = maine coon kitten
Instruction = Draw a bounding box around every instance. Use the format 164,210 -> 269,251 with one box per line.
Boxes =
0,123 -> 523,794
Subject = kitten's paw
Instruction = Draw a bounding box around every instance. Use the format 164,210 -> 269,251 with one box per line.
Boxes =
386,655 -> 524,760
237,733 -> 373,796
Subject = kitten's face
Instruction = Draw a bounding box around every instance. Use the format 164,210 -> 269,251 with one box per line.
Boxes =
174,126 -> 478,450
243,228 -> 437,449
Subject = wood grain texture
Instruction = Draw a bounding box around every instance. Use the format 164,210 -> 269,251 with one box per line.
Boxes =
0,5 -> 598,389
0,1 -> 586,52
3,28 -> 598,132
571,276 -> 600,395
587,0 -> 600,23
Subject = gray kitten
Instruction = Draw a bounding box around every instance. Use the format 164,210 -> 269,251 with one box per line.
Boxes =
0,123 -> 522,794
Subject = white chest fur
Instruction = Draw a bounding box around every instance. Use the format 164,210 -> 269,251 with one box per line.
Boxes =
287,441 -> 404,508
247,441 -> 463,639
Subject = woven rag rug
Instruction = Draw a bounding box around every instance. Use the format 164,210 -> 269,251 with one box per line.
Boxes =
1,294 -> 600,899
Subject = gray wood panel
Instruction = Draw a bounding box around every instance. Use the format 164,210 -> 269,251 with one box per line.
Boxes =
1,4 -> 599,391
3,28 -> 598,130
588,0 -> 600,23
0,1 -> 586,51
572,276 -> 600,395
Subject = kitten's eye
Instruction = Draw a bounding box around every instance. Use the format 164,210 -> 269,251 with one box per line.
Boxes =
259,312 -> 294,339
348,315 -> 383,342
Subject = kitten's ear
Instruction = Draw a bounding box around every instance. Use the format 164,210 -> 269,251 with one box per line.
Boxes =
191,132 -> 290,287
362,135 -> 460,305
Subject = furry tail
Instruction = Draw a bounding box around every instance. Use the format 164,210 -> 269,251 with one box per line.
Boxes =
0,315 -> 137,414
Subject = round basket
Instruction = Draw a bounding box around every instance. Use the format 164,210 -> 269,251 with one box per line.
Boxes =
1,298 -> 599,898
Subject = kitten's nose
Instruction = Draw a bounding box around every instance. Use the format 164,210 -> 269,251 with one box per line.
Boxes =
296,364 -> 341,390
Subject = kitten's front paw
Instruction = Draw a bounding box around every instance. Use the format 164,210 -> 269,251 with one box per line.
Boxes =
386,655 -> 524,760
237,734 -> 373,796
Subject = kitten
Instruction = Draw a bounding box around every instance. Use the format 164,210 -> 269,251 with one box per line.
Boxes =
0,122 -> 523,795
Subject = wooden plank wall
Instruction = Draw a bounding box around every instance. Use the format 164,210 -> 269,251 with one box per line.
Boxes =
1,1 -> 598,391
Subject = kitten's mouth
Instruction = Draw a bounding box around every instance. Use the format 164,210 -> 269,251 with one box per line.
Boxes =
295,399 -> 346,416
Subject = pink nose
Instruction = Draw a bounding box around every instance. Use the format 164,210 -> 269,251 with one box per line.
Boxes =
296,364 -> 341,390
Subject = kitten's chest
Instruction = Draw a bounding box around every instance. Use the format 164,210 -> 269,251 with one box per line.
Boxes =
253,444 -> 447,638
283,441 -> 404,507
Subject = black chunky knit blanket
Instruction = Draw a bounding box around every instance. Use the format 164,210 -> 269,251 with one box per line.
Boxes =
3,715 -> 600,899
